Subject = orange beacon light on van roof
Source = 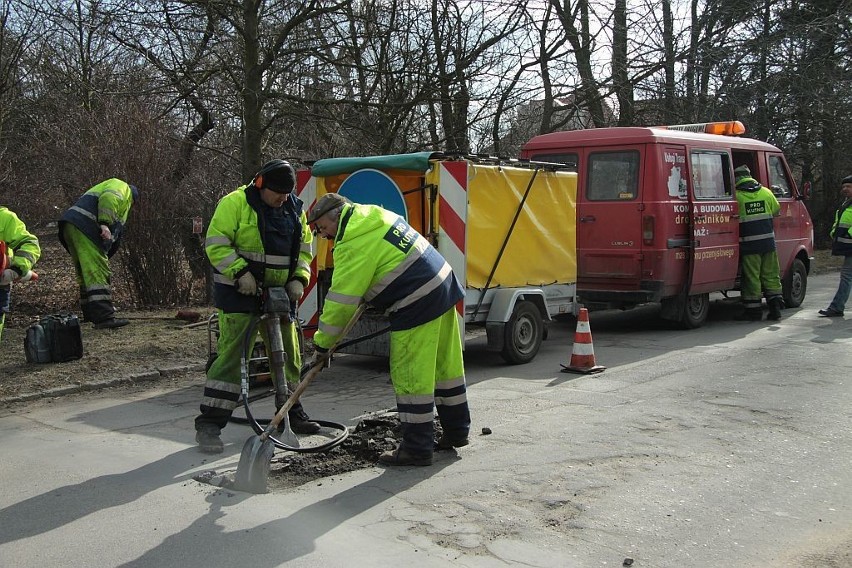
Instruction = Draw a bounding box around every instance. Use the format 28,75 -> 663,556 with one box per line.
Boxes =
657,121 -> 746,136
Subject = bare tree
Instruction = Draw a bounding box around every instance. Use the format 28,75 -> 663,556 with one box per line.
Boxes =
549,0 -> 609,127
0,0 -> 41,195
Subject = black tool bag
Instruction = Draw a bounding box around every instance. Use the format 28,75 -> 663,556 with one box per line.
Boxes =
24,313 -> 84,363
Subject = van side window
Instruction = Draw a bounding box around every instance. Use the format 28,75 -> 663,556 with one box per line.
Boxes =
587,151 -> 639,201
768,155 -> 792,197
690,151 -> 731,199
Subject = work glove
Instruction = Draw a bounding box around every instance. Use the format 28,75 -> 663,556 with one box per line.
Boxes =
99,224 -> 112,241
0,269 -> 16,285
235,272 -> 257,296
285,280 -> 304,303
307,347 -> 330,371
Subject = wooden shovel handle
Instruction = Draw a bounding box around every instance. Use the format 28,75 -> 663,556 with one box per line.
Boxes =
264,304 -> 367,436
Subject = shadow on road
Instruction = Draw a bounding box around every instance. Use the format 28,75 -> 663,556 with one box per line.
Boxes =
0,447 -> 234,546
116,456 -> 458,567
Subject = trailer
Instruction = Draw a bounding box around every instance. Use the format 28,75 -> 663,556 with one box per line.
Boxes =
296,152 -> 579,364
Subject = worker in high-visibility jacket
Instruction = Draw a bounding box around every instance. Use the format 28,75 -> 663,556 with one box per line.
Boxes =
0,207 -> 40,342
58,178 -> 138,329
734,165 -> 783,321
194,160 -> 318,454
818,174 -> 852,317
307,193 -> 471,466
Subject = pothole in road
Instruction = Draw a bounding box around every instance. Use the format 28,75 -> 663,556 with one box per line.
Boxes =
194,411 -> 445,493
266,412 -> 406,492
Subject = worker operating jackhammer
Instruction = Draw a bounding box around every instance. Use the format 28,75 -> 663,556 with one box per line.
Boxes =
195,159 -> 319,454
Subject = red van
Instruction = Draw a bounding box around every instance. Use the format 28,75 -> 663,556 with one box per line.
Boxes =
521,121 -> 814,327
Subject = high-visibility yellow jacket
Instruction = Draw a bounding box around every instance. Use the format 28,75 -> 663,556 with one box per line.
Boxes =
830,199 -> 852,256
313,203 -> 464,350
736,176 -> 780,255
206,185 -> 312,312
58,178 -> 135,258
0,206 -> 40,276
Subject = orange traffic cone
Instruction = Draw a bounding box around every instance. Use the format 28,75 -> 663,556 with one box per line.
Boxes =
560,308 -> 606,374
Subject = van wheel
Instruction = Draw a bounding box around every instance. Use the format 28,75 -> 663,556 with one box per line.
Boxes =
500,300 -> 543,365
678,293 -> 709,329
782,258 -> 807,308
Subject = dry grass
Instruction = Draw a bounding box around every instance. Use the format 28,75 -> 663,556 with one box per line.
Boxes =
1,230 -> 212,402
0,310 -> 211,401
810,248 -> 842,275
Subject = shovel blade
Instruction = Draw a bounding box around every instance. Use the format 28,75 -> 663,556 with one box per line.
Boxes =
233,435 -> 275,494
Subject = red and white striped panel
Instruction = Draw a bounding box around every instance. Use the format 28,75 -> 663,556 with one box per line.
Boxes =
296,169 -> 319,336
437,161 -> 468,317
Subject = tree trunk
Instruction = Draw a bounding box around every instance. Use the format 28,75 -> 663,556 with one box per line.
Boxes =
241,0 -> 264,179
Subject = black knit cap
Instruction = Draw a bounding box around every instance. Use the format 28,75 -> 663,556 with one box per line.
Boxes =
842,175 -> 852,185
255,159 -> 295,194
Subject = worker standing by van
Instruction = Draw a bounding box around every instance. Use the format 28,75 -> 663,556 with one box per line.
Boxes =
818,174 -> 852,317
734,165 -> 783,321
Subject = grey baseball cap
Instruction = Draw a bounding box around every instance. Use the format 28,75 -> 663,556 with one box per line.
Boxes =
307,193 -> 351,223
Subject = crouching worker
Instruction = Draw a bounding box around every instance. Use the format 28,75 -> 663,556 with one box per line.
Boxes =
195,160 -> 319,454
0,206 -> 41,342
58,178 -> 138,329
307,193 -> 471,466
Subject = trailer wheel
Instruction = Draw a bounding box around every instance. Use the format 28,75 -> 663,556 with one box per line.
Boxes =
678,293 -> 709,329
782,258 -> 807,308
500,300 -> 544,365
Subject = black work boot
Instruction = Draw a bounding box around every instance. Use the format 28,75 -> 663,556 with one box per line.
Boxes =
435,434 -> 470,451
93,317 -> 129,330
767,298 -> 784,321
378,446 -> 433,466
278,404 -> 321,434
195,426 -> 223,454
737,307 -> 764,321
276,391 -> 321,434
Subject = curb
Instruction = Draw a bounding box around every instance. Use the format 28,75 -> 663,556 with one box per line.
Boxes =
1,362 -> 205,405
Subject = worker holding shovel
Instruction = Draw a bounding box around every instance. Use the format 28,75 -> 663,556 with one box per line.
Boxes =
0,206 -> 41,342
307,193 -> 471,466
195,160 -> 318,454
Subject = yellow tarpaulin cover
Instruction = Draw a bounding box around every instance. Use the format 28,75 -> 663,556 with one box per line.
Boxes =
313,160 -> 577,289
462,164 -> 577,289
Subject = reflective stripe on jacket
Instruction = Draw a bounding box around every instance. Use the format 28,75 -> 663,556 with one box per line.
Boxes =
736,178 -> 780,255
206,185 -> 312,312
58,178 -> 134,258
0,207 -> 40,274
830,200 -> 852,256
313,203 -> 464,350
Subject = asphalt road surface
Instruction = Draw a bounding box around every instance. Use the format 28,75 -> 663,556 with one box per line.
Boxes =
0,272 -> 849,567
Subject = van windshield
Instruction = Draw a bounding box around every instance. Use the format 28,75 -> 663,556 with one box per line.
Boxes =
768,155 -> 792,197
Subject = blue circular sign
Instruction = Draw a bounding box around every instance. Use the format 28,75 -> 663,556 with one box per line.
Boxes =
338,169 -> 408,220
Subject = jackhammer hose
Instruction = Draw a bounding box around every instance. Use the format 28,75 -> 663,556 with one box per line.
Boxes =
233,313 -> 350,453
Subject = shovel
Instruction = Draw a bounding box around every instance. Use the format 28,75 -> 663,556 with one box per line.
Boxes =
233,304 -> 366,494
